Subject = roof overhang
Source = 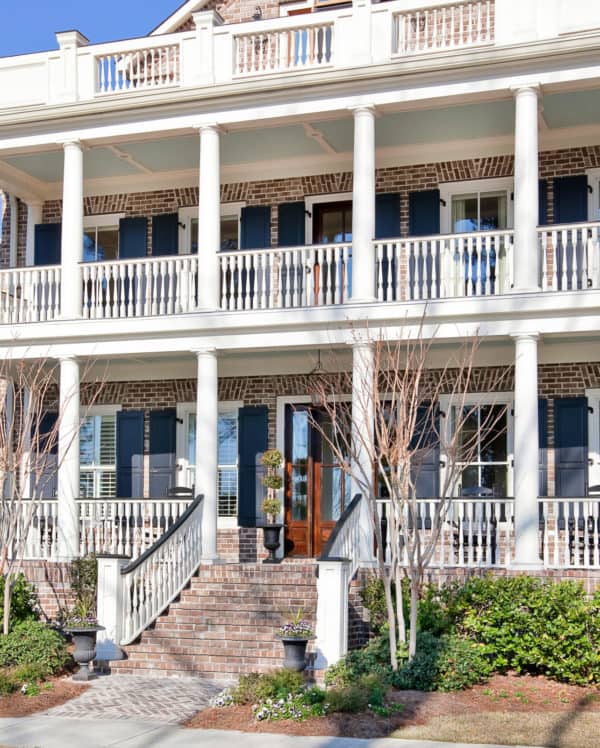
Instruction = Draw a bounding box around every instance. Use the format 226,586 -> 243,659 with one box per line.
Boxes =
150,0 -> 210,35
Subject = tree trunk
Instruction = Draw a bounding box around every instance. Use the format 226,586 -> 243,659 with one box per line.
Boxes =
394,565 -> 406,645
408,572 -> 419,660
383,570 -> 398,670
3,576 -> 12,636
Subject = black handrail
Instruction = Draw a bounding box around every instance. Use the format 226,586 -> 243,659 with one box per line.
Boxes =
120,494 -> 204,576
318,493 -> 361,561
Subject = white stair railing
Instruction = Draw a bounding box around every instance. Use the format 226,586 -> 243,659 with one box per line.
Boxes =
119,494 -> 203,645
319,494 -> 362,578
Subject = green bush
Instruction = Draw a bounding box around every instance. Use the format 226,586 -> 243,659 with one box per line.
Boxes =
0,621 -> 70,677
229,669 -> 305,705
325,683 -> 370,713
324,633 -> 392,688
0,671 -> 18,696
12,662 -> 49,685
455,576 -> 600,685
0,575 -> 39,632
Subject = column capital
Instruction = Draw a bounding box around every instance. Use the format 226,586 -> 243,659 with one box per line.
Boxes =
193,122 -> 222,134
510,83 -> 541,97
510,332 -> 540,343
58,138 -> 83,150
349,104 -> 377,117
192,347 -> 217,358
58,354 -> 79,364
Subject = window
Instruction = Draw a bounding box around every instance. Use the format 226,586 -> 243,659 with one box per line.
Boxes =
83,215 -> 123,262
178,205 -> 243,254
178,403 -> 240,517
79,408 -> 119,497
440,394 -> 513,498
587,169 -> 600,221
440,179 -> 513,234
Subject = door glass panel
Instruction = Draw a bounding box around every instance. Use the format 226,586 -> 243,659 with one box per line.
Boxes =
320,466 -> 345,521
291,411 -> 309,521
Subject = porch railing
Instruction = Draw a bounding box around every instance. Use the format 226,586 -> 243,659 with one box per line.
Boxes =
393,1 -> 494,56
219,242 -> 352,311
0,265 -> 61,324
81,255 -> 199,319
539,499 -> 600,569
21,497 -> 192,561
94,37 -> 182,95
539,222 -> 600,292
374,229 -> 513,301
376,497 -> 515,567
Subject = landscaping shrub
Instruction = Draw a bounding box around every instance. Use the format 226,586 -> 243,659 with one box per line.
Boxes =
0,574 -> 38,632
455,576 -> 600,685
0,620 -> 70,677
325,633 -> 392,688
0,671 -> 18,696
253,688 -> 328,721
325,674 -> 390,713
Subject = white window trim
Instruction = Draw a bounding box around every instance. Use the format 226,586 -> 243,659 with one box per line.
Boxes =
586,168 -> 600,223
176,401 -> 243,528
80,404 -> 121,498
83,214 -> 125,229
280,0 -> 316,15
439,177 -> 514,234
438,391 -> 514,499
178,203 -> 244,255
586,388 -> 600,489
304,191 -> 352,245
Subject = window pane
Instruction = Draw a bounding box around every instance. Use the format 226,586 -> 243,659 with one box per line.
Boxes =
292,411 -> 309,462
452,194 -> 478,232
83,231 -> 97,263
480,191 -> 507,231
218,467 -> 237,516
191,218 -> 199,253
99,415 -> 116,464
218,413 -> 238,465
188,413 -> 196,466
291,466 -> 308,520
80,417 -> 95,466
480,405 -> 507,462
220,216 -> 238,251
97,228 -> 119,261
80,472 -> 94,498
320,466 -> 343,521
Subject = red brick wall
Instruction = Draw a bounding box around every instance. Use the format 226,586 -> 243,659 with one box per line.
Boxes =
20,560 -> 75,622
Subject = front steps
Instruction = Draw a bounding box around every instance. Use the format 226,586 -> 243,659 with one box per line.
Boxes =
111,561 -> 318,681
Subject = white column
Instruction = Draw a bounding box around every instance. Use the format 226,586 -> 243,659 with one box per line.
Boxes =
60,140 -> 84,318
512,333 -> 541,567
352,341 -> 375,561
351,106 -> 376,303
57,355 -> 80,560
513,85 -> 540,293
26,202 -> 43,266
314,559 -> 351,670
194,348 -> 219,562
197,125 -> 221,311
9,195 -> 18,268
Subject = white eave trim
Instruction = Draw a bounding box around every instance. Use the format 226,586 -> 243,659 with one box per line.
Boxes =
150,0 -> 208,36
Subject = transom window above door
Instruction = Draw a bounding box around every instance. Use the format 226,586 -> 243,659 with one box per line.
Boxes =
440,179 -> 513,234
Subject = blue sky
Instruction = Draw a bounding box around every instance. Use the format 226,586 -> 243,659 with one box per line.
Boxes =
0,1 -> 186,57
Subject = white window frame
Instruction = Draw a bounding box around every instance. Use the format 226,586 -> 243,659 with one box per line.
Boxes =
178,203 -> 244,255
83,214 -> 124,262
176,401 -> 243,527
79,404 -> 121,498
304,191 -> 352,245
439,392 -> 514,498
439,178 -> 514,234
586,388 -> 600,490
586,168 -> 600,223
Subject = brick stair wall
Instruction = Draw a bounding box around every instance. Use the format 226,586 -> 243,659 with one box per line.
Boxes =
111,560 -> 318,681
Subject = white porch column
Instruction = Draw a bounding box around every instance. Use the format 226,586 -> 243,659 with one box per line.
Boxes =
512,85 -> 540,293
26,202 -> 43,266
57,355 -> 80,560
197,125 -> 221,311
512,333 -> 541,567
351,106 -> 376,303
351,341 -> 375,561
60,140 -> 84,318
194,348 -> 219,562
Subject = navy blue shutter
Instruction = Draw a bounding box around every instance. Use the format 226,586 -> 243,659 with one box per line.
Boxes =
408,189 -> 441,236
553,175 -> 588,224
375,193 -> 400,239
152,213 -> 179,256
34,223 -> 61,266
278,202 -> 305,247
241,206 -> 271,249
149,409 -> 177,498
539,180 -> 548,226
34,412 -> 58,499
412,406 -> 440,500
554,397 -> 588,498
119,217 -> 147,259
238,405 -> 268,527
539,398 -> 548,497
116,411 -> 144,498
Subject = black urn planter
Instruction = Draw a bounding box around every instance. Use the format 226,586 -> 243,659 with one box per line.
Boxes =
64,626 -> 104,682
277,636 -> 312,672
261,523 -> 283,564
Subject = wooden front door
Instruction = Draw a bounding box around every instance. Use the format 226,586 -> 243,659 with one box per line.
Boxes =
284,405 -> 350,557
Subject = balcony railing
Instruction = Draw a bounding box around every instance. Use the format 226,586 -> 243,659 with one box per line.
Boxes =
2,223 -> 600,325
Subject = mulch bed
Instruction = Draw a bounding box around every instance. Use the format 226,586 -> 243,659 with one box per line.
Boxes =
0,677 -> 89,718
185,674 -> 600,738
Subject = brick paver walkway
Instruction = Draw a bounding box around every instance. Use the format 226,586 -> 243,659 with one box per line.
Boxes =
45,675 -> 221,724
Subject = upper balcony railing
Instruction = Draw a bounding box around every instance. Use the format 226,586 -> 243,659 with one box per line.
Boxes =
1,0 -> 599,109
0,223 -> 599,325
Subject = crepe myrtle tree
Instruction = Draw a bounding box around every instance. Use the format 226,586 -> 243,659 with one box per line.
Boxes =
0,357 -> 103,634
308,327 -> 509,666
